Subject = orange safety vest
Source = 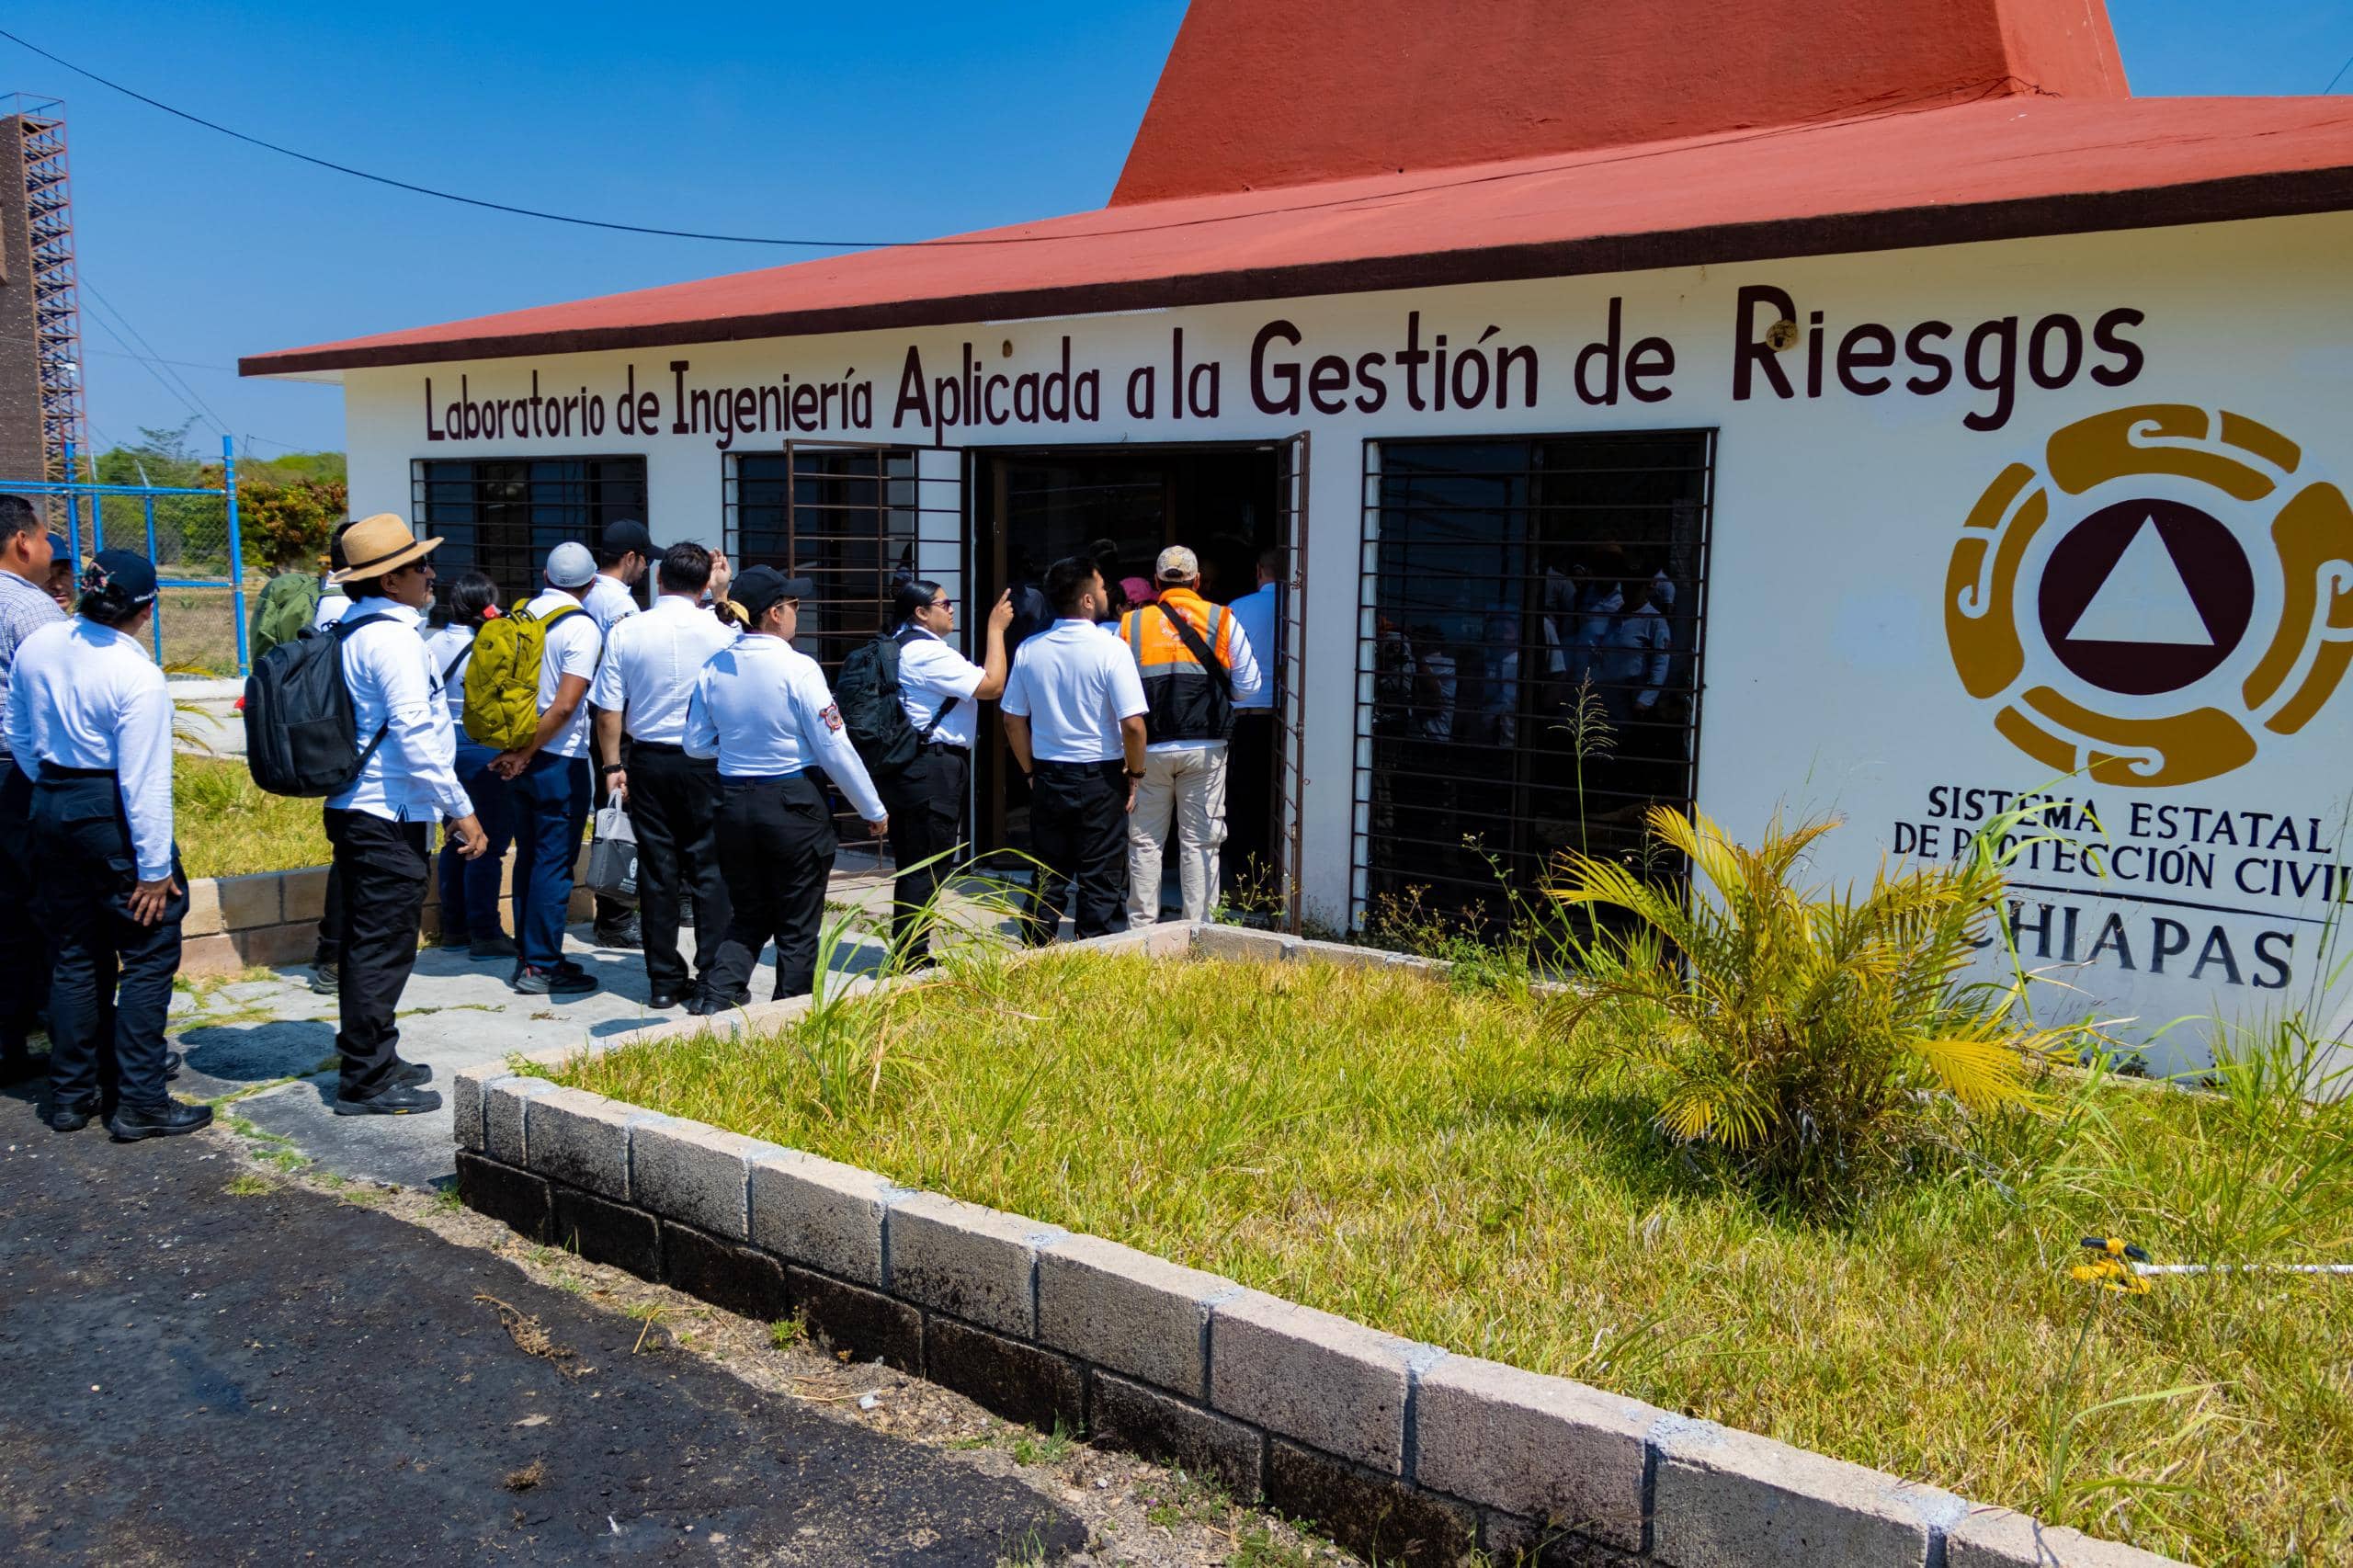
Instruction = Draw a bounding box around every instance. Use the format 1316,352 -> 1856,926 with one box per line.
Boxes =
1119,587 -> 1237,744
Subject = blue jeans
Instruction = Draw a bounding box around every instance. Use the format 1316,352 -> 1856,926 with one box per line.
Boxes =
508,752 -> 591,971
436,739 -> 513,941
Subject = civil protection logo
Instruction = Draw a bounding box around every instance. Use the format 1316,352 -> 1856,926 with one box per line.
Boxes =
1945,403 -> 2353,787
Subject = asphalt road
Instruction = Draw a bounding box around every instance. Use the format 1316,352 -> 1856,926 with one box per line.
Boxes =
0,1105 -> 1085,1564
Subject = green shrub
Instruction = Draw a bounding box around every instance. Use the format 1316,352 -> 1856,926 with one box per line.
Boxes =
1550,806 -> 2064,1210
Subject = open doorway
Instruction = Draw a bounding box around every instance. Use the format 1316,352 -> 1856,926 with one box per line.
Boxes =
970,441 -> 1290,909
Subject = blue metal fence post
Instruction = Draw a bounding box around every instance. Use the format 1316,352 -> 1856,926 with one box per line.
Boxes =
222,436 -> 249,676
61,437 -> 82,563
143,495 -> 164,662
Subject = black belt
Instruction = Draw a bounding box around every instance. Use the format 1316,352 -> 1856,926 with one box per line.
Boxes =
37,764 -> 116,780
631,740 -> 685,755
720,770 -> 805,786
925,744 -> 971,759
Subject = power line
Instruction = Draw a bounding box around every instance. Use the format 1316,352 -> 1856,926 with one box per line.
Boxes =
77,278 -> 232,435
80,306 -> 219,435
85,347 -> 236,374
4,24 -> 2036,256
2325,50 -> 2353,95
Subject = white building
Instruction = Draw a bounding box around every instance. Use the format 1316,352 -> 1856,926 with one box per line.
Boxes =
244,0 -> 2353,1070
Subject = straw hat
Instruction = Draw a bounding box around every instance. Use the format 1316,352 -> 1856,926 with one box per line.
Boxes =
329,513 -> 442,584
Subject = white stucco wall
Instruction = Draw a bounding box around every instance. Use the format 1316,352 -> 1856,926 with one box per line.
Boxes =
328,210 -> 2353,1071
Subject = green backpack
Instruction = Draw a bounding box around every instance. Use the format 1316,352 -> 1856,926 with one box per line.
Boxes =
251,571 -> 323,659
462,599 -> 582,751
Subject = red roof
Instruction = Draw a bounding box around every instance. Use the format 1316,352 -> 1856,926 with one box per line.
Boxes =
243,92 -> 2353,378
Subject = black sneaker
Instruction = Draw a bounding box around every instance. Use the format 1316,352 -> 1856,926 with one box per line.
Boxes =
163,1050 -> 182,1081
468,933 -> 518,960
593,917 -> 642,950
42,1097 -> 98,1133
393,1059 -> 433,1087
332,1082 -> 442,1117
512,966 -> 597,996
436,929 -> 471,949
685,986 -> 752,1017
108,1099 -> 214,1141
648,990 -> 687,1010
309,963 -> 338,995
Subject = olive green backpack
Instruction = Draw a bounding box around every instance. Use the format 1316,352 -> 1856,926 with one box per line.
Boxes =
462,599 -> 582,751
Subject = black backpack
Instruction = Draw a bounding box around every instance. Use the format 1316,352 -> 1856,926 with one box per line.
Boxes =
243,613 -> 393,797
835,626 -> 959,778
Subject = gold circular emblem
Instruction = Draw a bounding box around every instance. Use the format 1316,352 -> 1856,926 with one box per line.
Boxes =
1945,404 -> 2353,787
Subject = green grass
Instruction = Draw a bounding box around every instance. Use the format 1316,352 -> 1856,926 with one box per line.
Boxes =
175,756 -> 330,879
548,951 -> 2353,1566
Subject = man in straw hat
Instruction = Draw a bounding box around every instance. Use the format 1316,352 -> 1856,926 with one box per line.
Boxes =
319,513 -> 489,1116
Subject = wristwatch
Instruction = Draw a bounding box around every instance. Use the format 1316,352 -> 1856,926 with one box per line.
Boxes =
1125,767 -> 1147,779
601,763 -> 625,776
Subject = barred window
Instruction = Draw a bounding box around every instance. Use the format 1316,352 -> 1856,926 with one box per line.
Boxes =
411,456 -> 649,607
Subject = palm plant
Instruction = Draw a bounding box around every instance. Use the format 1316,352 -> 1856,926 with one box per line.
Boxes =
1548,805 -> 2065,1210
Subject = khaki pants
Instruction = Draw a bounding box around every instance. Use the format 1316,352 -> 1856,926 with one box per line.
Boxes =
1126,744 -> 1228,926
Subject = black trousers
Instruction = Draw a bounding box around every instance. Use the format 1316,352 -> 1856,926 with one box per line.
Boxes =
876,746 -> 968,960
324,809 -> 431,1100
1023,759 -> 1129,945
31,770 -> 187,1113
707,774 -> 836,1002
0,759 -> 49,1058
626,742 -> 731,996
1222,710 -> 1279,892
313,812 -> 343,969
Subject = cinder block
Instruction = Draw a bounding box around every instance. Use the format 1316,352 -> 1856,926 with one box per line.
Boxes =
280,867 -> 330,923
231,923 -> 315,968
748,1147 -> 894,1286
630,1116 -> 771,1240
450,1067 -> 493,1152
662,1221 -> 792,1324
925,1316 -> 1086,1433
455,1150 -> 550,1242
1651,1415 -> 1961,1568
1265,1437 -> 1477,1568
1089,1370 -> 1263,1502
887,1190 -> 1062,1338
1944,1506 -> 2186,1568
1038,1232 -> 1233,1399
786,1265 -> 922,1374
483,1076 -> 557,1166
1480,1508 -> 1646,1567
1412,1355 -> 1656,1552
1289,937 -> 1392,971
1210,1290 -> 1424,1473
183,879 -> 225,937
1191,924 -> 1290,961
177,932 -> 242,976
551,1186 -> 661,1279
523,1086 -> 635,1199
214,872 -> 282,930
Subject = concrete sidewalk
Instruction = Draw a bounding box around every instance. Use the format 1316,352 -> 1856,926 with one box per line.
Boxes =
170,869 -> 972,1189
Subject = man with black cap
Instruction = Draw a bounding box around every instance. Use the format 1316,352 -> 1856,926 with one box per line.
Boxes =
319,514 -> 490,1115
6,550 -> 210,1138
0,496 -> 63,1084
492,541 -> 605,995
592,540 -> 739,1008
585,519 -> 653,949
683,566 -> 887,1012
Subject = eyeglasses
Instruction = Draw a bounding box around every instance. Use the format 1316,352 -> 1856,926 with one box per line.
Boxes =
928,597 -> 955,610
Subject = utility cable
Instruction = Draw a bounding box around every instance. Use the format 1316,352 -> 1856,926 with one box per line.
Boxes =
5,24 -> 2049,254
79,277 -> 231,433
2325,50 -> 2353,95
80,308 -> 220,437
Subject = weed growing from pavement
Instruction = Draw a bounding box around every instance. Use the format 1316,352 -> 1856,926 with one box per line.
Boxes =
552,945 -> 2353,1565
767,1313 -> 807,1351
223,1173 -> 270,1197
1009,1419 -> 1077,1467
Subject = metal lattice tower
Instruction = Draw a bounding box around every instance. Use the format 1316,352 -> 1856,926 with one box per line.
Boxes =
6,96 -> 89,484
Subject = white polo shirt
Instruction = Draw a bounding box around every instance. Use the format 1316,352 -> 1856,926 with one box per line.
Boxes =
590,593 -> 740,745
585,572 -> 641,633
328,598 -> 474,824
527,588 -> 603,759
896,625 -> 986,751
1001,619 -> 1147,765
5,618 -> 176,880
683,634 -> 887,820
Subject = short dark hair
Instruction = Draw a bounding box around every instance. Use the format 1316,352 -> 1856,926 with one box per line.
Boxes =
0,494 -> 38,549
1256,547 -> 1285,578
76,591 -> 142,628
328,520 -> 356,573
656,540 -> 712,595
432,570 -> 499,629
344,575 -> 389,602
1044,555 -> 1101,616
893,578 -> 942,621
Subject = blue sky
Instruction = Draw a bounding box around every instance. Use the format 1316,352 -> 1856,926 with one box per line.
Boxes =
13,0 -> 2347,458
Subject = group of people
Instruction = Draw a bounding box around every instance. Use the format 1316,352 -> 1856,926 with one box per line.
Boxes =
0,492 -> 1281,1134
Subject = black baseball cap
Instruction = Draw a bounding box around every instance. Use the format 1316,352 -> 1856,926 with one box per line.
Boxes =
733,566 -> 814,621
601,518 -> 654,558
80,549 -> 158,612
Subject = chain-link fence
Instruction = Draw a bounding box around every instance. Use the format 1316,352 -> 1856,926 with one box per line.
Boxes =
3,436 -> 250,676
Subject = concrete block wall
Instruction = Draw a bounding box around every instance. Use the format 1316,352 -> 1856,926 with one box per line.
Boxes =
178,849 -> 596,977
449,924 -> 2183,1568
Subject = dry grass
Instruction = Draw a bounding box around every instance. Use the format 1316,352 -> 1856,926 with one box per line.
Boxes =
551,950 -> 2353,1565
175,756 -> 329,879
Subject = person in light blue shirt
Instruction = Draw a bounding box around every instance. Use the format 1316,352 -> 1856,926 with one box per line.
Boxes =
6,550 -> 208,1139
684,566 -> 886,1011
318,515 -> 488,1116
1219,546 -> 1286,892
